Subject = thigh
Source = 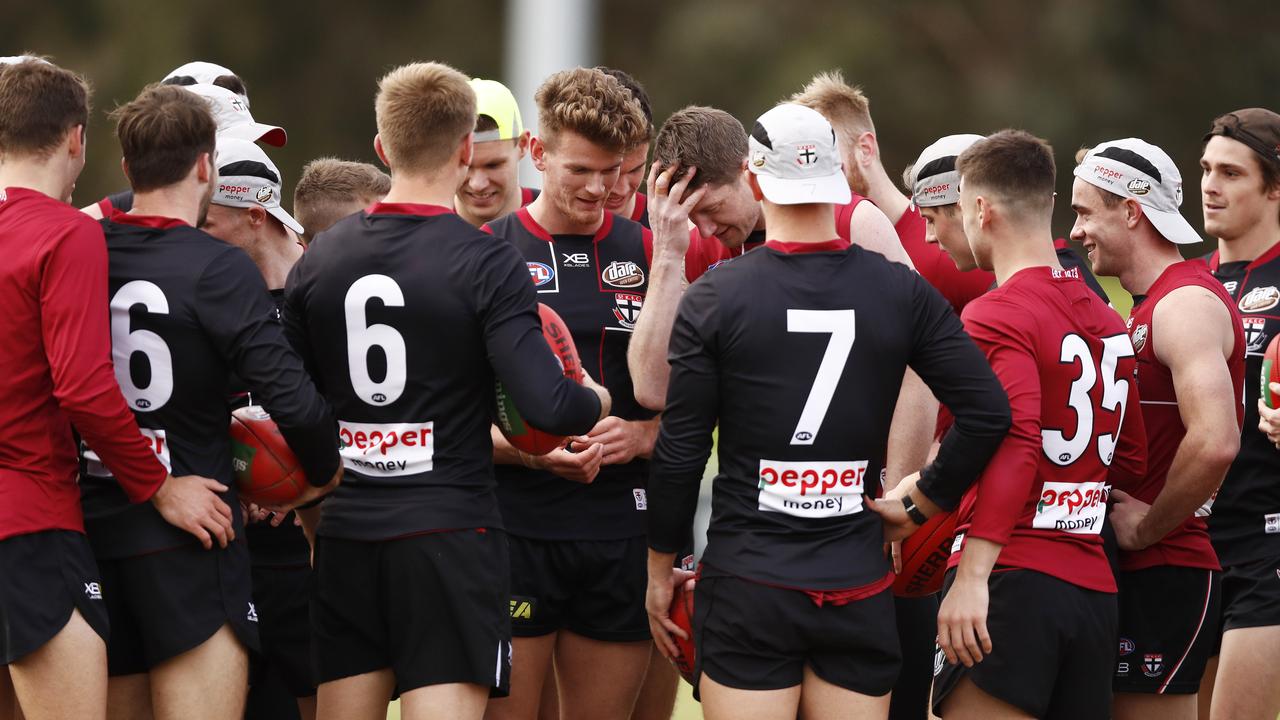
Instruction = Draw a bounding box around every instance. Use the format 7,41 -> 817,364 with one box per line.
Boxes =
800,664 -> 891,720
106,674 -> 152,720
699,670 -> 800,720
565,536 -> 650,642
385,529 -> 512,696
8,609 -> 108,720
0,531 -> 109,666
938,675 -> 1034,720
1211,625 -> 1280,720
316,668 -> 395,720
1115,567 -> 1220,696
628,646 -> 680,720
150,624 -> 249,720
0,667 -> 13,720
554,631 -> 650,720
400,682 -> 489,720
483,634 -> 556,720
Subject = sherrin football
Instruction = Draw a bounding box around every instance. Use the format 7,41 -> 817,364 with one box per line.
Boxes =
1262,333 -> 1280,409
229,405 -> 307,505
495,303 -> 585,455
668,580 -> 697,684
892,509 -> 959,598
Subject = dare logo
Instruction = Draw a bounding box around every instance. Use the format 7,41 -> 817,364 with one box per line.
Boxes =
1240,286 -> 1280,313
602,260 -> 644,288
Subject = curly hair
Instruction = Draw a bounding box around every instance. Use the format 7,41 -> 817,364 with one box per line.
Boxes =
535,67 -> 648,154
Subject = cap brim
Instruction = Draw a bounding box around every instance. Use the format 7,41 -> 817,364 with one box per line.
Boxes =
1145,206 -> 1203,245
221,123 -> 287,148
756,171 -> 852,206
267,206 -> 304,235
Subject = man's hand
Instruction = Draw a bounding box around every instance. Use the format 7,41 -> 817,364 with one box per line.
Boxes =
570,416 -> 659,466
937,574 -> 992,667
646,555 -> 696,660
532,443 -> 604,484
648,162 -> 703,260
582,371 -> 613,422
1259,391 -> 1280,446
242,502 -> 291,527
1109,489 -> 1152,551
868,471 -> 925,542
151,474 -> 235,550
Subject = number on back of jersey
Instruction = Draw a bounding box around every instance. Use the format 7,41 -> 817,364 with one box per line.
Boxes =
1042,333 -> 1134,466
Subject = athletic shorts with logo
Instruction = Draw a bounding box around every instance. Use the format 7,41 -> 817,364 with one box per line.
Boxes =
0,530 -> 111,664
692,568 -> 900,696
311,529 -> 512,696
96,537 -> 260,676
933,568 -> 1116,719
1114,566 -> 1220,694
507,534 -> 650,642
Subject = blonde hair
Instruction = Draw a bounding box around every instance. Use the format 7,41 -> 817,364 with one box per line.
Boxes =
535,67 -> 648,153
790,70 -> 874,143
375,62 -> 475,174
294,157 -> 391,241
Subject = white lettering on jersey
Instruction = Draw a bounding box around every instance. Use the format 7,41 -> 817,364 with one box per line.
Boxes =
83,428 -> 171,477
757,459 -> 866,518
338,420 -> 433,476
1033,481 -> 1108,534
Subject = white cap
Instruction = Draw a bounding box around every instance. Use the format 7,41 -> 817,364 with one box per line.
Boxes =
1074,138 -> 1201,245
184,83 -> 286,147
213,137 -> 303,235
0,56 -> 51,66
162,61 -> 249,103
909,134 -> 985,207
747,103 -> 851,206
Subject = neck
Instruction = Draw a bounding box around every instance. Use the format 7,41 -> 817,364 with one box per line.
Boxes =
246,229 -> 302,290
526,194 -> 603,235
1120,239 -> 1183,296
986,223 -> 1062,286
862,162 -> 910,225
130,185 -> 202,226
1217,217 -> 1280,264
382,172 -> 461,210
762,201 -> 837,243
0,157 -> 67,203
614,193 -> 637,219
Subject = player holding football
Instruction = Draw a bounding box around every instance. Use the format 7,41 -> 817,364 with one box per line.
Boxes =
920,130 -> 1147,719
84,84 -> 341,720
0,57 -> 234,720
1069,137 -> 1244,720
1198,108 -> 1280,720
646,103 -> 1011,720
284,62 -> 609,720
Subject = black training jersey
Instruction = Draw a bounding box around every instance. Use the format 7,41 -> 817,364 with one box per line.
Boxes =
80,212 -> 339,558
485,208 -> 657,540
284,202 -> 602,541
649,238 -> 1011,590
1208,243 -> 1280,565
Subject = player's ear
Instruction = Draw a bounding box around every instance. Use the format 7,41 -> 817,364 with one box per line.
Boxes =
746,171 -> 764,202
195,152 -> 213,184
120,157 -> 131,184
1124,198 -> 1144,230
248,205 -> 268,227
855,131 -> 876,166
373,135 -> 390,169
975,195 -> 992,228
66,124 -> 86,160
530,136 -> 547,171
459,131 -> 474,168
517,130 -> 531,159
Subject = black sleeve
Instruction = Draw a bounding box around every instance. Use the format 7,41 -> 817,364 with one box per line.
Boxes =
471,240 -> 602,436
199,247 -> 340,487
905,274 -> 1011,510
648,280 -> 720,553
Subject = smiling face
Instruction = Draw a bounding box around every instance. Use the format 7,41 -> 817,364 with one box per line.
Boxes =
533,129 -> 623,231
1069,178 -> 1132,277
920,203 -> 975,270
1201,135 -> 1280,241
456,136 -> 524,225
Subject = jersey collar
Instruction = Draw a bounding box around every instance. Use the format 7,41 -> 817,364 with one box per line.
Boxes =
107,208 -> 188,229
517,206 -> 614,243
765,238 -> 851,254
366,202 -> 453,218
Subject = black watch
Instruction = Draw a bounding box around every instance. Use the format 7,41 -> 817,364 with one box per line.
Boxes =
901,495 -> 929,525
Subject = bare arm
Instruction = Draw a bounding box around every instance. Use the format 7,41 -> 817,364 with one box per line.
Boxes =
885,368 -> 938,490
1113,286 -> 1240,550
628,164 -> 704,410
937,536 -> 1001,667
849,201 -> 915,270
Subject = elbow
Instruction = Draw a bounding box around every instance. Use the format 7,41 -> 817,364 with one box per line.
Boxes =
634,384 -> 665,412
1205,433 -> 1241,473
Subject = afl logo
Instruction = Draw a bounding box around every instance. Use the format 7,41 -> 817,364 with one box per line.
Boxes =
1240,286 -> 1280,313
602,260 -> 644,288
136,398 -> 151,409
527,262 -> 554,287
794,431 -> 813,442
1130,323 -> 1149,353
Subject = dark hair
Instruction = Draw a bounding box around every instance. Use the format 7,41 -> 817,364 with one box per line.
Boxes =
956,129 -> 1057,216
596,66 -> 653,141
111,84 -> 217,192
0,58 -> 90,160
653,106 -> 748,191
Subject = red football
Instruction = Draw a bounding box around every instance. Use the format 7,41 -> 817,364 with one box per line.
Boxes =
668,580 -> 697,684
495,303 -> 585,455
229,405 -> 307,505
1263,333 -> 1280,409
892,510 -> 958,598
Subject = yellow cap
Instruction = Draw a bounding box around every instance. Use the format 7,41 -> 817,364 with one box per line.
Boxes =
470,78 -> 522,142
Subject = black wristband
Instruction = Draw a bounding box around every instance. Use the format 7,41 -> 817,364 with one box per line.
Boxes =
902,495 -> 929,525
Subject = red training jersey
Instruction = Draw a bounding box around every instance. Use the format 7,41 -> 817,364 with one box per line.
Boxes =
0,187 -> 167,540
950,266 -> 1147,592
895,205 -> 994,313
1120,260 -> 1244,572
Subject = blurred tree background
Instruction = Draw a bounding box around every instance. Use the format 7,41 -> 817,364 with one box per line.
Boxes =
3,0 -> 1277,259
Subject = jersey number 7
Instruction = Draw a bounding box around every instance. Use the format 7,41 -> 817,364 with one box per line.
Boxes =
787,309 -> 856,446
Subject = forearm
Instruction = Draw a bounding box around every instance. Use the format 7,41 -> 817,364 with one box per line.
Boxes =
628,247 -> 686,410
885,369 -> 937,490
648,548 -> 677,584
954,536 -> 1003,583
1138,432 -> 1235,546
491,425 -> 539,468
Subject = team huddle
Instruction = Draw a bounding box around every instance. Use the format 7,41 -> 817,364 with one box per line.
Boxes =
0,52 -> 1278,720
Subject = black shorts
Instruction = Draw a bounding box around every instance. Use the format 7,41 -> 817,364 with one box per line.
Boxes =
693,571 -> 900,696
507,534 -> 649,642
890,593 -> 939,720
311,529 -> 511,696
97,538 -> 260,676
1219,555 -> 1280,633
249,564 -> 314,698
1114,565 -> 1220,694
0,530 -> 110,664
932,569 -> 1116,720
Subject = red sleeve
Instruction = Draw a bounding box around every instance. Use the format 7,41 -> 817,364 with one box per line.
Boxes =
683,229 -> 727,284
643,227 -> 653,267
40,218 -> 167,502
962,304 -> 1042,546
1107,367 -> 1147,491
97,197 -> 113,216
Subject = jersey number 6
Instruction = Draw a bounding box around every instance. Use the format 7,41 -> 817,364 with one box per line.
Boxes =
344,274 -> 408,406
110,280 -> 174,413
